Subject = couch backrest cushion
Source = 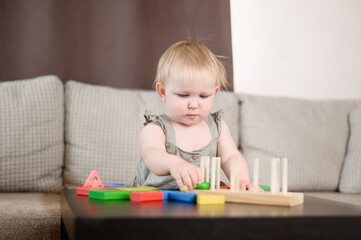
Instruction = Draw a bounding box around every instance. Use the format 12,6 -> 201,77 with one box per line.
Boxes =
64,81 -> 238,187
64,81 -> 144,188
339,108 -> 361,193
0,76 -> 64,192
238,94 -> 361,191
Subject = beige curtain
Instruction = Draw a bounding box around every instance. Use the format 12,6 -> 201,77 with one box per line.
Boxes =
0,0 -> 233,89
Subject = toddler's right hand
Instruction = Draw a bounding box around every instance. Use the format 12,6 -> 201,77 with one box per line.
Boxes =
170,160 -> 203,190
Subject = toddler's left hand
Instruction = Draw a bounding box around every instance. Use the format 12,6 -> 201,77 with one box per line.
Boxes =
239,180 -> 264,192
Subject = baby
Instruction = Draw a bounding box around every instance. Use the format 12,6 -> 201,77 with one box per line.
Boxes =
134,40 -> 259,191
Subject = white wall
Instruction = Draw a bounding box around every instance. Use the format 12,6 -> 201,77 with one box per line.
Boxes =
230,0 -> 361,99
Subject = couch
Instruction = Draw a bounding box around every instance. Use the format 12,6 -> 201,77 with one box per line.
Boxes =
1,75 -> 360,240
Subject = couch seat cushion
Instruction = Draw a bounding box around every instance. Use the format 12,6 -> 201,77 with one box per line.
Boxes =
0,193 -> 60,240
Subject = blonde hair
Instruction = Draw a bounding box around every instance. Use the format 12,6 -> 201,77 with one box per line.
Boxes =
154,40 -> 228,90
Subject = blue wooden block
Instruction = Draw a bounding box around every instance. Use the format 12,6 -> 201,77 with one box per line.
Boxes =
104,183 -> 133,188
160,190 -> 174,200
169,191 -> 197,203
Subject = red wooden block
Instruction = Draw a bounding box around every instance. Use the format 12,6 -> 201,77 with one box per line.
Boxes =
77,187 -> 113,196
220,186 -> 230,189
83,170 -> 104,188
130,192 -> 164,202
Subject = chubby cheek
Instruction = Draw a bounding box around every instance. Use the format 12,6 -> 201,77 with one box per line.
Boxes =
167,98 -> 187,115
200,98 -> 215,116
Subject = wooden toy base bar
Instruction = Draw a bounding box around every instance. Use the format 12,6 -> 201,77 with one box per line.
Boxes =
188,189 -> 304,207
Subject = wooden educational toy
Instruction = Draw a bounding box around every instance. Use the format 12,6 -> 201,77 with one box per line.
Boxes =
83,170 -> 104,188
104,183 -> 133,188
89,190 -> 130,200
169,191 -> 197,203
197,194 -> 225,205
79,156 -> 302,207
195,182 -> 210,189
77,187 -> 113,196
189,156 -> 304,207
77,170 -> 110,195
160,190 -> 174,200
117,187 -> 159,192
130,192 -> 164,202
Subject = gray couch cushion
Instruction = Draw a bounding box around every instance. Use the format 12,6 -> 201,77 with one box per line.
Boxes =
339,108 -> 361,193
0,76 -> 64,192
64,81 -> 144,187
0,193 -> 60,240
239,94 -> 361,191
64,81 -> 238,187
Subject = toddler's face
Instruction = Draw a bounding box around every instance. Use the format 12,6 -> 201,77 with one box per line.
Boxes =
157,72 -> 219,126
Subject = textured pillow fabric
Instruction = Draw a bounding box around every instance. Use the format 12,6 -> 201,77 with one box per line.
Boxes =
238,94 -> 361,192
64,81 -> 238,187
64,81 -> 144,188
339,108 -> 361,193
0,76 -> 64,192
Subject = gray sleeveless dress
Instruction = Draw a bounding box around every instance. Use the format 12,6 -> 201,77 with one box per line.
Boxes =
133,110 -> 223,190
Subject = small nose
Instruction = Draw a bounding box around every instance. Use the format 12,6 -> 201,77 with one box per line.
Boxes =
188,98 -> 198,109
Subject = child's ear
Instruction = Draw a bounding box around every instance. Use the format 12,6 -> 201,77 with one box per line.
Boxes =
214,86 -> 220,96
156,83 -> 167,102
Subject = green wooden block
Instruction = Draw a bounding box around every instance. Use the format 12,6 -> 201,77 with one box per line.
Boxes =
195,182 -> 210,190
89,190 -> 130,200
259,185 -> 270,192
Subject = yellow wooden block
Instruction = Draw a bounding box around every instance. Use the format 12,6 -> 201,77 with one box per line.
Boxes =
180,186 -> 188,192
197,194 -> 225,205
136,186 -> 159,190
117,186 -> 159,191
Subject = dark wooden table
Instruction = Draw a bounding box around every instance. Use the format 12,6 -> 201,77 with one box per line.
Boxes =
60,189 -> 361,239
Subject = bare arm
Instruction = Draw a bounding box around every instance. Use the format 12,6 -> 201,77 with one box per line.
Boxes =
217,120 -> 262,191
139,123 -> 202,189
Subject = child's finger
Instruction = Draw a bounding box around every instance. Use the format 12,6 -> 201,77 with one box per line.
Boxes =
196,167 -> 203,184
174,172 -> 184,190
187,168 -> 199,188
240,182 -> 248,191
181,171 -> 193,190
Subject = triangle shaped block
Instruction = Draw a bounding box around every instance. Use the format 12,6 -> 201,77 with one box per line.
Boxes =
83,170 -> 104,188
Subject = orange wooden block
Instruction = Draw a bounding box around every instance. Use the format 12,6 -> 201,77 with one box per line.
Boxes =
130,192 -> 164,202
